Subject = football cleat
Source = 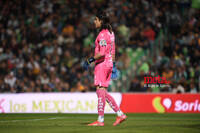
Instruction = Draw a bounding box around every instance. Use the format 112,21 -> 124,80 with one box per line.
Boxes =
113,115 -> 127,126
88,121 -> 104,126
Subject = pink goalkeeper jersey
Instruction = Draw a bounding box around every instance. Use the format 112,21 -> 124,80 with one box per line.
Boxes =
95,29 -> 115,67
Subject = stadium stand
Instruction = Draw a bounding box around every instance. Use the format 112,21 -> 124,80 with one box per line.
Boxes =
0,0 -> 199,93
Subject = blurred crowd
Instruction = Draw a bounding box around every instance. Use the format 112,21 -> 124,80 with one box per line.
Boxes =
128,0 -> 200,93
0,0 -> 199,93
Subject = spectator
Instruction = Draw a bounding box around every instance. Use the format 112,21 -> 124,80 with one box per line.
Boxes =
0,0 -> 199,93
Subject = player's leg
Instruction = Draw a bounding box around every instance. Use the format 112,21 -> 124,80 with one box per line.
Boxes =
105,88 -> 127,126
88,86 -> 106,126
97,65 -> 127,125
96,86 -> 106,123
88,65 -> 106,126
102,67 -> 123,114
103,67 -> 127,126
105,91 -> 123,114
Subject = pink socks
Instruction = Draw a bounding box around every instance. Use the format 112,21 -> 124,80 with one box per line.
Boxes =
96,88 -> 123,122
96,89 -> 120,117
96,89 -> 106,116
105,91 -> 120,112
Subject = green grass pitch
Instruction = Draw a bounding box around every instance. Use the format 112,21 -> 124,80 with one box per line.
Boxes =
0,113 -> 200,133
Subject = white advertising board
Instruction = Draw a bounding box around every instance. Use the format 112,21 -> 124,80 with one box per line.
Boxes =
0,92 -> 122,113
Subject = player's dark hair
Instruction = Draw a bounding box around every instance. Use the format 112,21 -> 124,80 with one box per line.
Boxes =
96,11 -> 112,33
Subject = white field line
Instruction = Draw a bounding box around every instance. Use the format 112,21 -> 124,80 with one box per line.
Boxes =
0,117 -> 66,123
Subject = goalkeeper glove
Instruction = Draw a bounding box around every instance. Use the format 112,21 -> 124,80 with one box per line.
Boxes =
83,57 -> 95,70
111,62 -> 120,80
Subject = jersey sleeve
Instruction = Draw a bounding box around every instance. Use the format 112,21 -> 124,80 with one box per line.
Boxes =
97,34 -> 107,56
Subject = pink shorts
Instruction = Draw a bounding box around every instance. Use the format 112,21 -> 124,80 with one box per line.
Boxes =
94,63 -> 112,88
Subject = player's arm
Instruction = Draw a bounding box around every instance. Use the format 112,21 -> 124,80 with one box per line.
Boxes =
83,38 -> 106,70
111,32 -> 116,62
88,38 -> 107,63
112,40 -> 116,63
92,37 -> 107,61
112,42 -> 115,62
112,54 -> 115,62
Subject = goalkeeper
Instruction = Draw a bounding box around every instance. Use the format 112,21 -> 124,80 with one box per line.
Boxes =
83,11 -> 127,126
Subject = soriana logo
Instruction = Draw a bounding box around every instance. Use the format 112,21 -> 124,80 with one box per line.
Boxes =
152,97 -> 171,113
152,96 -> 200,113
